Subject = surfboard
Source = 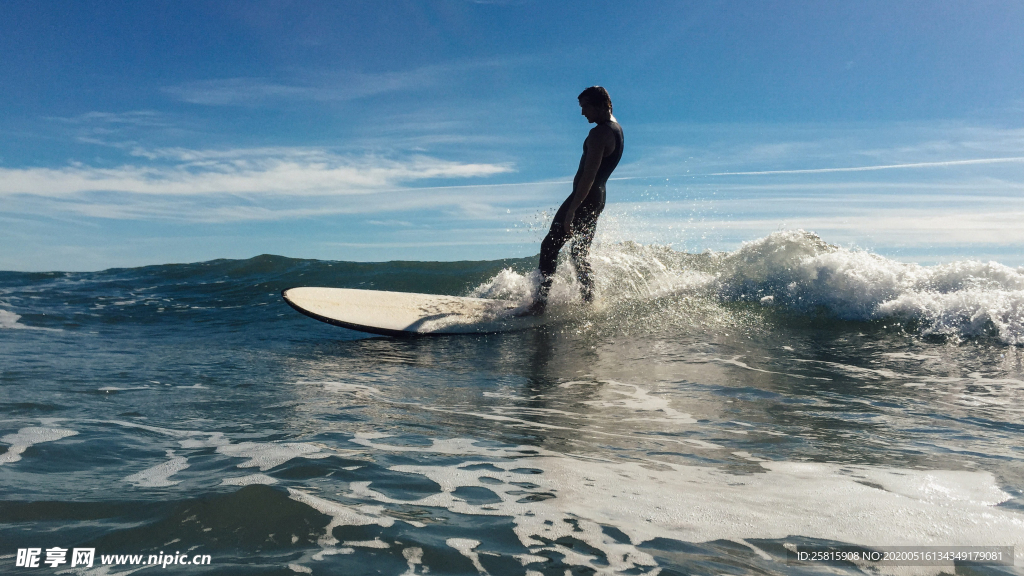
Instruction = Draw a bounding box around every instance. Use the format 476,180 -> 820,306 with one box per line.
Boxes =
282,287 -> 546,336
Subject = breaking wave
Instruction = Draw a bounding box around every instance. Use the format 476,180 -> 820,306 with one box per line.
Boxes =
472,230 -> 1024,344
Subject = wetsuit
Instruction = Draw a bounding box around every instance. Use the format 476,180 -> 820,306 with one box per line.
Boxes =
538,119 -> 623,302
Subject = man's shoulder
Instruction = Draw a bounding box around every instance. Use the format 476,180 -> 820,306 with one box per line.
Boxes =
587,122 -> 619,144
589,122 -> 618,136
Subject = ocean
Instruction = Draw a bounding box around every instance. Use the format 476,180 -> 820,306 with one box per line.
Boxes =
1,230 -> 1022,575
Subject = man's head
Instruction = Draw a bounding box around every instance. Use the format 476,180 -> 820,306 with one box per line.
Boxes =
578,86 -> 612,123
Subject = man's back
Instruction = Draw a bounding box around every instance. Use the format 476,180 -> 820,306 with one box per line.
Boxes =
572,121 -> 623,208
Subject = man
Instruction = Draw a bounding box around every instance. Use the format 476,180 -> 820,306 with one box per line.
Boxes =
529,86 -> 623,315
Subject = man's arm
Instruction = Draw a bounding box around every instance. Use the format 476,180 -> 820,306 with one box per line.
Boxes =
562,126 -> 614,233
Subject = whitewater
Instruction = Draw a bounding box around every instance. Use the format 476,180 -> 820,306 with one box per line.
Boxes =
475,230 -> 1024,345
1,230 -> 1023,575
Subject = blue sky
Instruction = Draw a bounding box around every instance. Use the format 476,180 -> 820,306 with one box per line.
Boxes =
2,0 -> 1023,270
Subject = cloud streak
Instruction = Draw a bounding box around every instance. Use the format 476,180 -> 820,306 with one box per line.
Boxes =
47,110 -> 172,127
163,74 -> 427,106
162,58 -> 531,106
706,156 -> 1024,176
7,183 -> 555,224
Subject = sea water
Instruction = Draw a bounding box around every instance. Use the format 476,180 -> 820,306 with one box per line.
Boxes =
1,230 -> 1023,575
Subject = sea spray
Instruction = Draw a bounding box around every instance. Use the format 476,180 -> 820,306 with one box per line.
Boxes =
714,231 -> 1024,343
470,230 -> 1024,343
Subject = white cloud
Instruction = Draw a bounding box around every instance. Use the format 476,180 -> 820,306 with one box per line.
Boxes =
24,179 -> 557,224
0,146 -> 530,223
0,148 -> 513,199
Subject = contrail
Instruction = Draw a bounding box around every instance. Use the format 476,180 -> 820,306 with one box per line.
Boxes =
707,156 -> 1024,176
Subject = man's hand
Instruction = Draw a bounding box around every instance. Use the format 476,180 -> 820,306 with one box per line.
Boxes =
563,207 -> 576,235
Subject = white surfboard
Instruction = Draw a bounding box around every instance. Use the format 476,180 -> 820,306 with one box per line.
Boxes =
282,287 -> 546,336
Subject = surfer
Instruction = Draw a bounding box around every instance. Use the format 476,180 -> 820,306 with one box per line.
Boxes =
528,86 -> 623,315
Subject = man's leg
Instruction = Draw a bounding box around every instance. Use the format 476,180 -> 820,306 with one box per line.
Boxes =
536,224 -> 569,309
539,222 -> 569,280
532,200 -> 573,312
570,206 -> 601,303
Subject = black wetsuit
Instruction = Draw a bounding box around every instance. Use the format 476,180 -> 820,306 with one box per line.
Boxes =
538,119 -> 623,301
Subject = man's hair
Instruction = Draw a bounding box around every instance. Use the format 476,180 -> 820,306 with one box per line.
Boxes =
578,86 -> 612,112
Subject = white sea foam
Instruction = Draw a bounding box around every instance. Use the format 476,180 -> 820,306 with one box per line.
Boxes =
123,450 -> 189,487
716,231 -> 1024,343
350,433 -> 541,459
221,473 -> 278,486
0,309 -> 25,329
163,428 -> 337,471
92,421 -> 365,483
0,309 -> 61,331
0,427 -> 79,465
470,267 -> 540,303
343,538 -> 389,549
446,538 -> 487,574
286,488 -> 392,560
217,441 -> 331,471
401,547 -> 423,576
471,230 -> 1024,343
